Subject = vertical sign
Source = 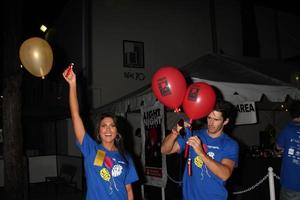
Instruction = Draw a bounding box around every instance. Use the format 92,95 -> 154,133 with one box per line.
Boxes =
141,103 -> 167,187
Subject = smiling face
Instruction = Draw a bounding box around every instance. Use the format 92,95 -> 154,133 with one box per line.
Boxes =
206,110 -> 229,138
98,117 -> 118,146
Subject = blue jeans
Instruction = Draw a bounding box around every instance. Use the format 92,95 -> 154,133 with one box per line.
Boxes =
280,187 -> 300,200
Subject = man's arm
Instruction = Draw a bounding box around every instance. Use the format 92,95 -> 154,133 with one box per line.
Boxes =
161,127 -> 181,154
200,154 -> 235,181
63,67 -> 86,145
187,136 -> 235,181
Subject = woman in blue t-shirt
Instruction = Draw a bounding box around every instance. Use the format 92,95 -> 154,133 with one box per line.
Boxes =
63,65 -> 138,200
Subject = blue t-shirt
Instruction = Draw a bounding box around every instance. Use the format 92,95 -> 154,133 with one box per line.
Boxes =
277,121 -> 300,192
177,129 -> 239,200
77,133 -> 139,200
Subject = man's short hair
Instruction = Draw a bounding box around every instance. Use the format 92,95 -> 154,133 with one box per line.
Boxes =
214,100 -> 236,120
289,100 -> 300,118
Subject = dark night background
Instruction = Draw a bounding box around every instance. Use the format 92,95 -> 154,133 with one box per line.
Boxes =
3,0 -> 299,118
1,0 -> 300,200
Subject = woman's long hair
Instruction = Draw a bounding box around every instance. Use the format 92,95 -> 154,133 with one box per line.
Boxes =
95,112 -> 128,163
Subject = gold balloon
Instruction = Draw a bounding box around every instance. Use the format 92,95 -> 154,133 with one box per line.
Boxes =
19,37 -> 53,78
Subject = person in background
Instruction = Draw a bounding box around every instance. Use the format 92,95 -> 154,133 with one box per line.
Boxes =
63,65 -> 138,200
276,100 -> 300,200
161,100 -> 239,200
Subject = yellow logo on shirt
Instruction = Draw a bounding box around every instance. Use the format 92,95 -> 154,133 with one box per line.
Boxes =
100,168 -> 111,181
94,150 -> 106,166
194,156 -> 203,168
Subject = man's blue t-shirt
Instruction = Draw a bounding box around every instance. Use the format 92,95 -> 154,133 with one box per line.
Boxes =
277,121 -> 300,192
77,133 -> 138,200
177,129 -> 239,200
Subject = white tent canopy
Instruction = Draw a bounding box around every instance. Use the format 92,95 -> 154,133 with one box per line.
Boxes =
192,77 -> 300,103
92,53 -> 300,115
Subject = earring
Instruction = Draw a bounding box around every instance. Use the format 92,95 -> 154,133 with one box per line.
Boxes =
116,134 -> 121,142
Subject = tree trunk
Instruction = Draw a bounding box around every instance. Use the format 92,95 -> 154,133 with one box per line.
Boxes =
3,75 -> 27,200
3,0 -> 28,199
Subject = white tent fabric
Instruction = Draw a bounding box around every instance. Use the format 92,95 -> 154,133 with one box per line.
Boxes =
92,54 -> 300,116
192,77 -> 300,103
92,77 -> 300,116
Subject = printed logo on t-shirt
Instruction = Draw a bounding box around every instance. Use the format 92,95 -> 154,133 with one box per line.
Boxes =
207,152 -> 215,159
100,168 -> 111,181
293,158 -> 300,165
288,148 -> 295,155
112,164 -> 123,177
194,156 -> 203,168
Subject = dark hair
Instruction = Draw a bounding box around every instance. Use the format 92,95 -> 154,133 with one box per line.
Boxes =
213,100 -> 236,121
213,100 -> 237,133
95,112 -> 128,163
289,101 -> 300,118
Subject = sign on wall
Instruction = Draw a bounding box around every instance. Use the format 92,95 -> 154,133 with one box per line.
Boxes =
123,40 -> 144,68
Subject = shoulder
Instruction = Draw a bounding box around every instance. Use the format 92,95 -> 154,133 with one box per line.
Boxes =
80,132 -> 97,146
124,152 -> 133,159
122,152 -> 137,166
223,134 -> 239,149
279,122 -> 299,135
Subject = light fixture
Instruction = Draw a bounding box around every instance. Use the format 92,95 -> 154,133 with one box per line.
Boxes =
40,24 -> 48,32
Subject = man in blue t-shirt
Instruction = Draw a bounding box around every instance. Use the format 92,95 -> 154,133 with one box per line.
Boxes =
276,100 -> 300,200
161,100 -> 239,200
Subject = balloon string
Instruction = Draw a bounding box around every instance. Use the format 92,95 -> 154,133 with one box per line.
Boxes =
184,143 -> 189,158
188,158 -> 192,176
184,120 -> 193,159
188,121 -> 193,176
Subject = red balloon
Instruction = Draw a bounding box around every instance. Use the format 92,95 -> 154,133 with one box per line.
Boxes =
152,66 -> 186,110
183,82 -> 216,120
